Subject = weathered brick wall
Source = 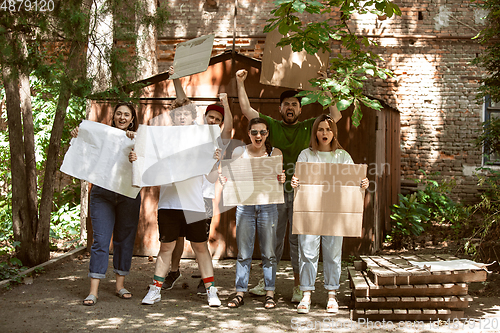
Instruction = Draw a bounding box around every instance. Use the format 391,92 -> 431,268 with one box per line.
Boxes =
154,0 -> 488,202
352,0 -> 487,202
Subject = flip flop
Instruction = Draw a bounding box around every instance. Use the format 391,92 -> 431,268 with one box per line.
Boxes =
227,295 -> 244,308
116,288 -> 132,299
83,294 -> 97,306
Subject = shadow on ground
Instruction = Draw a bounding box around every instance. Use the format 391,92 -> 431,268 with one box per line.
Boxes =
0,255 -> 499,332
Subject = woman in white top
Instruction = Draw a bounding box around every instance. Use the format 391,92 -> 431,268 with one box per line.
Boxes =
223,117 -> 285,309
291,114 -> 369,314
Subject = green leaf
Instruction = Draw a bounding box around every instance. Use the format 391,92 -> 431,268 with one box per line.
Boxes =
304,43 -> 319,54
377,71 -> 388,80
351,100 -> 363,127
10,258 -> 22,267
292,1 -> 306,13
318,94 -> 332,107
350,78 -> 364,88
336,99 -> 353,111
275,0 -> 294,5
392,3 -> 402,16
340,86 -> 350,94
278,22 -> 290,36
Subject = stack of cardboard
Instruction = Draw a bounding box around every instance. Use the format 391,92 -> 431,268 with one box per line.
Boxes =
348,254 -> 487,321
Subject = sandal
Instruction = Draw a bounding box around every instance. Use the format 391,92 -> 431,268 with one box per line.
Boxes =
297,296 -> 311,314
326,294 -> 338,313
83,294 -> 97,306
116,288 -> 132,299
264,295 -> 276,309
227,295 -> 244,308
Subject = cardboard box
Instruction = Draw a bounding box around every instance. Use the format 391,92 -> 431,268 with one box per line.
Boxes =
292,162 -> 367,237
260,29 -> 330,90
221,156 -> 284,206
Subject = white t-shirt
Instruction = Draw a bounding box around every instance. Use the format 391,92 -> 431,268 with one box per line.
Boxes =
297,148 -> 354,164
158,176 -> 205,212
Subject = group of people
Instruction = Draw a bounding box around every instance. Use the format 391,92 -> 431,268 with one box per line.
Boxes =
75,67 -> 369,314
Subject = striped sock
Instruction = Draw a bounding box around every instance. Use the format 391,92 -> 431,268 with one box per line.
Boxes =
153,275 -> 165,288
202,276 -> 215,289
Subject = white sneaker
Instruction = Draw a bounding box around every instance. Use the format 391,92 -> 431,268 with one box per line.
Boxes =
207,286 -> 221,307
142,285 -> 161,305
249,278 -> 266,296
291,286 -> 303,303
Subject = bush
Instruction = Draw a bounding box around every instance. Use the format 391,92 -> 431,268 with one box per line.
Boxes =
0,75 -> 85,257
463,168 -> 500,260
387,171 -> 466,249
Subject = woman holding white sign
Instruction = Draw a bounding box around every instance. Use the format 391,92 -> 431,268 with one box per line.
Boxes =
291,114 -> 369,314
221,117 -> 285,309
71,103 -> 141,306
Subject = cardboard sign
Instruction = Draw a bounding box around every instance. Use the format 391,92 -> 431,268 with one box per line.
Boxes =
260,29 -> 330,90
292,162 -> 367,237
169,34 -> 215,79
221,155 -> 284,206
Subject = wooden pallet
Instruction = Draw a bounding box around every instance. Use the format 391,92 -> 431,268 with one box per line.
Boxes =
348,267 -> 468,297
351,308 -> 464,321
353,295 -> 473,309
359,254 -> 487,286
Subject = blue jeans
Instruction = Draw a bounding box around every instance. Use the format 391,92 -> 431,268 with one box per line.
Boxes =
235,204 -> 277,292
89,186 -> 141,279
275,191 -> 299,274
298,234 -> 343,291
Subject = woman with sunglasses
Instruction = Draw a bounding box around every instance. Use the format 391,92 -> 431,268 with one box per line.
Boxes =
222,117 -> 285,309
291,114 -> 369,314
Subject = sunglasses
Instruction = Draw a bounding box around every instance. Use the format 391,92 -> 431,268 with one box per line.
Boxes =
250,129 -> 268,136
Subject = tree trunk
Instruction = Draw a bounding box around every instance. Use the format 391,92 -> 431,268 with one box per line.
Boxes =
1,32 -> 45,266
18,33 -> 45,264
39,26 -> 90,261
79,0 -> 114,243
1,64 -> 36,265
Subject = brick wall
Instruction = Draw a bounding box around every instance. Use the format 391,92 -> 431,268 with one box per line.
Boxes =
153,0 -> 488,202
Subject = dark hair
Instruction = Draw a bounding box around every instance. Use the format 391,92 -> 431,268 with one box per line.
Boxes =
112,103 -> 138,131
248,117 -> 272,156
280,90 -> 302,106
310,114 -> 341,152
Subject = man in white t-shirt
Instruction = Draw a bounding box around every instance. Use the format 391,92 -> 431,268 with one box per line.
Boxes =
141,66 -> 231,307
163,99 -> 232,295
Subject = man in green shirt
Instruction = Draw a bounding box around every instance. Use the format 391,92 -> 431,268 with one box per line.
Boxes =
235,69 -> 341,303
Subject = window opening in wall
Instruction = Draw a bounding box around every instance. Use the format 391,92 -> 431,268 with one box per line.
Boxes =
483,96 -> 500,165
418,11 -> 424,20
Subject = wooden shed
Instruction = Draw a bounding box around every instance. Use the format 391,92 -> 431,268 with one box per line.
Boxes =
88,50 -> 400,259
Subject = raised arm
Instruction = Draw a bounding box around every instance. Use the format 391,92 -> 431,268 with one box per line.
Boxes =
219,93 -> 233,142
169,66 -> 187,103
327,92 -> 342,123
318,71 -> 342,123
235,69 -> 259,120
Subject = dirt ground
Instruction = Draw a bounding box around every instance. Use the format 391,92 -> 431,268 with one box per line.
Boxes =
0,249 -> 499,333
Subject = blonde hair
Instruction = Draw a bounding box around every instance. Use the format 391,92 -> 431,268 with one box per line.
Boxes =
169,102 -> 197,119
309,114 -> 341,152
